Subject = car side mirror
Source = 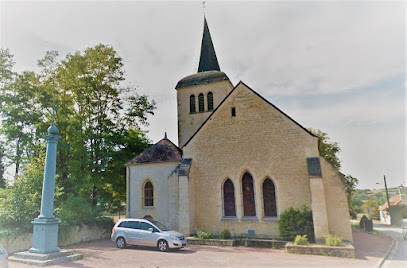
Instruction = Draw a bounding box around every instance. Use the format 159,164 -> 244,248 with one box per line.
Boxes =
148,227 -> 154,233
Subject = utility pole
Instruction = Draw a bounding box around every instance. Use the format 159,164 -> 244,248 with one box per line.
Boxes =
384,175 -> 391,211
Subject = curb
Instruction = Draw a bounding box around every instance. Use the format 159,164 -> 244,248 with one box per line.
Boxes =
376,234 -> 396,268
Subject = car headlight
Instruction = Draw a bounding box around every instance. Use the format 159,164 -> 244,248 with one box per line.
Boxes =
170,235 -> 178,240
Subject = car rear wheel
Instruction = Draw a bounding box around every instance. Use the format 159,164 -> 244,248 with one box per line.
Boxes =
116,237 -> 126,249
157,240 -> 169,252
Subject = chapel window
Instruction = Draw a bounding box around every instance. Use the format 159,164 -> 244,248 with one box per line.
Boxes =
144,181 -> 154,207
190,95 -> 196,113
198,93 -> 204,112
242,172 -> 256,217
207,92 -> 213,111
263,178 -> 277,217
223,179 -> 236,217
231,107 -> 236,117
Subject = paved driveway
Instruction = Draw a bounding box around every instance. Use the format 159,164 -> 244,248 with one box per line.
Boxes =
8,236 -> 390,268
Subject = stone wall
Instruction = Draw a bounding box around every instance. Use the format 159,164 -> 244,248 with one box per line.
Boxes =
1,224 -> 111,254
127,161 -> 179,224
183,82 -> 320,237
286,243 -> 355,258
320,159 -> 353,242
177,80 -> 234,147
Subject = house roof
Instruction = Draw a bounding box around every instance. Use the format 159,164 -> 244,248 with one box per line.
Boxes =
126,138 -> 182,165
181,81 -> 318,148
381,194 -> 407,210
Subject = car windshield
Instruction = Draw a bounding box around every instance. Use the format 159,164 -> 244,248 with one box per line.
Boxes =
148,219 -> 172,231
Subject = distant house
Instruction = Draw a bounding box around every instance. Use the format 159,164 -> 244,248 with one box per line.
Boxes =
379,194 -> 407,225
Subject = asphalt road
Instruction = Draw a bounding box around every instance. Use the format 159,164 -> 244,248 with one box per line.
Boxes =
374,224 -> 407,268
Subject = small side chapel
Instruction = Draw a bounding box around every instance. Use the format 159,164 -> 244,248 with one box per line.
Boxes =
126,17 -> 353,242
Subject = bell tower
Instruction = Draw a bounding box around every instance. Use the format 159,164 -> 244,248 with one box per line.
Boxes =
176,17 -> 234,147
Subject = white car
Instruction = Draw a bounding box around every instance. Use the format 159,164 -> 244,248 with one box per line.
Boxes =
111,218 -> 187,252
0,243 -> 8,268
402,219 -> 407,240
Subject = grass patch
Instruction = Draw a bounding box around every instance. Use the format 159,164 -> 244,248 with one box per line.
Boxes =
351,223 -> 379,235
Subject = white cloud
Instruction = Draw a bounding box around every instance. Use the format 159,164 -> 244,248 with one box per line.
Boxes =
1,1 -> 404,189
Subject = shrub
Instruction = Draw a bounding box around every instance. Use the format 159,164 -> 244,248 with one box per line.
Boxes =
197,230 -> 213,239
278,207 -> 315,243
325,235 -> 344,246
220,229 -> 231,239
294,235 -> 309,245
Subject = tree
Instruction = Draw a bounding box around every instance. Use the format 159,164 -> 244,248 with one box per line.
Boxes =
0,45 -> 156,229
344,174 -> 359,218
307,128 -> 341,170
0,142 -> 6,188
362,199 -> 380,220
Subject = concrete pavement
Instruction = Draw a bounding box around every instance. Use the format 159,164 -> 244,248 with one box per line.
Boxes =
8,227 -> 397,267
374,224 -> 406,268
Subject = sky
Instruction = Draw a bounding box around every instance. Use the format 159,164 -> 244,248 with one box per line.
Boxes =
0,0 -> 405,189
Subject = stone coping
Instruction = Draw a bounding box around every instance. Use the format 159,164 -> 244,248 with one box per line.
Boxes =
285,242 -> 355,258
187,237 -> 287,248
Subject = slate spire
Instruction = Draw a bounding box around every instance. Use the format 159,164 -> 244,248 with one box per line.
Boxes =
198,16 -> 221,73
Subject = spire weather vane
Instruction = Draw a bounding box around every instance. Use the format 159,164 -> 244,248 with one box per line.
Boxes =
202,1 -> 206,14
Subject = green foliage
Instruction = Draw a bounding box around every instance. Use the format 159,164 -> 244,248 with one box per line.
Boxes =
278,207 -> 315,243
307,128 -> 341,170
325,235 -> 344,246
55,195 -> 101,225
197,230 -> 213,239
294,235 -> 309,245
0,45 -> 156,230
0,155 -> 45,230
344,174 -> 359,218
0,141 -> 6,188
362,199 -> 380,220
220,229 -> 231,239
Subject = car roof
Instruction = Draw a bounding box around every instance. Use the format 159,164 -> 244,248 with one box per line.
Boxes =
117,218 -> 151,224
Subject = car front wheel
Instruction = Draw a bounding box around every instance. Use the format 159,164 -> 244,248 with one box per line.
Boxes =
116,237 -> 126,249
157,240 -> 169,252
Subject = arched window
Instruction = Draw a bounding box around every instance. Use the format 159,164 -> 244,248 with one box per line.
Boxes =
207,92 -> 213,111
144,181 -> 154,207
223,179 -> 236,217
242,172 -> 256,216
263,178 -> 277,217
198,93 -> 204,112
190,95 -> 196,113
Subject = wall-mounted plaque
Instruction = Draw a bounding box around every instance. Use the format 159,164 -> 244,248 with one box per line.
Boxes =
307,157 -> 322,177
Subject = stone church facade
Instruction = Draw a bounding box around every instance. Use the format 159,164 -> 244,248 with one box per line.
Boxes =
126,17 -> 353,242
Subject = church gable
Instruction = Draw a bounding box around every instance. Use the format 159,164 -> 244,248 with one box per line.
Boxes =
182,81 -> 317,150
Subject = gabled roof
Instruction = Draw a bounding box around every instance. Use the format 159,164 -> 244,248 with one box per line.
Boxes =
127,138 -> 182,165
181,81 -> 317,148
198,16 -> 220,73
380,194 -> 407,210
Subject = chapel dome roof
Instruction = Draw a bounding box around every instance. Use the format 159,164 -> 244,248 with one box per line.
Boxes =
126,138 -> 182,165
175,70 -> 230,89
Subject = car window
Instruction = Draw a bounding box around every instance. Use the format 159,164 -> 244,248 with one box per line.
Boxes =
148,219 -> 171,231
140,222 -> 158,232
127,221 -> 140,229
118,221 -> 128,228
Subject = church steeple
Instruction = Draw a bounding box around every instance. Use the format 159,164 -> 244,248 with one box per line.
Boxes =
198,17 -> 220,73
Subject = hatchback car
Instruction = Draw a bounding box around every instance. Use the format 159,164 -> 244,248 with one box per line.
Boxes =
402,219 -> 407,240
111,218 -> 187,252
0,243 -> 8,268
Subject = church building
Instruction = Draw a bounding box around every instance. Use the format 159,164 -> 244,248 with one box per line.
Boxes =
126,17 -> 353,242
